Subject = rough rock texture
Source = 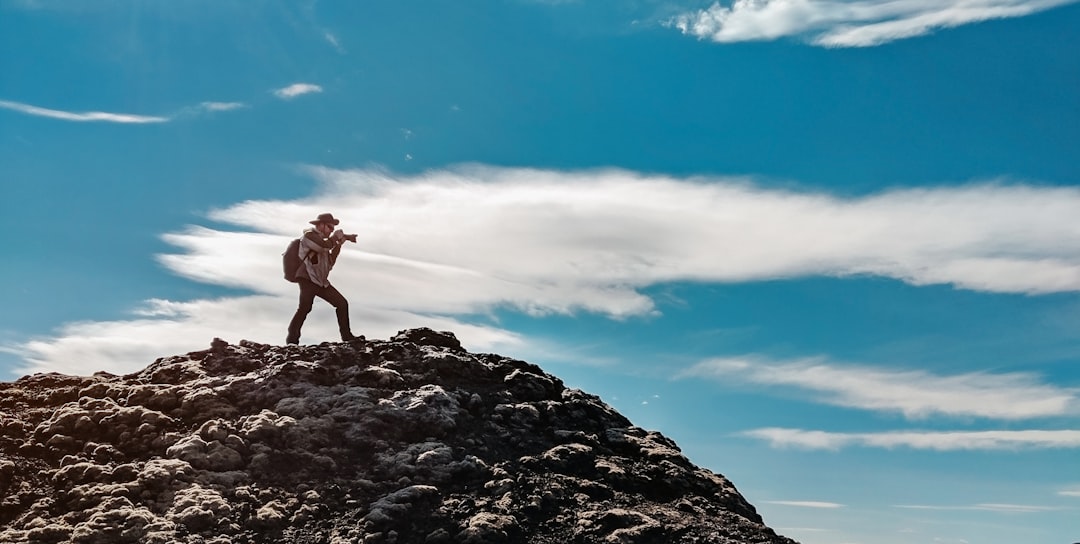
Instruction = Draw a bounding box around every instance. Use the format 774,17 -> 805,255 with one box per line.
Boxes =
0,328 -> 797,544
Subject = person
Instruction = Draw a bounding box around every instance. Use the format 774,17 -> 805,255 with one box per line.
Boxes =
286,212 -> 359,344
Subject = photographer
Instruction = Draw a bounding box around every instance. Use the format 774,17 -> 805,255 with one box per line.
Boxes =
286,213 -> 359,344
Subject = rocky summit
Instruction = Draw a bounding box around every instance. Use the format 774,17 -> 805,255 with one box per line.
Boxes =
0,328 -> 798,544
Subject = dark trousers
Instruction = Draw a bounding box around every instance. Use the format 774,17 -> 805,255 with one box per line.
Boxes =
287,279 -> 352,343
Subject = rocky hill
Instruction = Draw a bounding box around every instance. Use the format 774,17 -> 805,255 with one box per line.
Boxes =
0,328 -> 797,544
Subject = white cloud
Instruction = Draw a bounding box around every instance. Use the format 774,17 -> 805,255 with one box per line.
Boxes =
228,166 -> 1080,301
967,503 -> 1059,513
1058,487 -> 1080,497
744,428 -> 1080,450
198,101 -> 246,112
10,165 -> 1080,374
896,503 -> 1062,513
0,99 -> 169,123
681,357 -> 1077,420
324,31 -> 345,53
10,296 -> 522,376
0,98 -> 250,124
172,101 -> 247,119
671,0 -> 1080,47
273,83 -> 324,99
765,500 -> 845,508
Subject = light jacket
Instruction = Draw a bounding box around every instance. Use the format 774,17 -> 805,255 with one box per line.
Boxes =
296,227 -> 343,288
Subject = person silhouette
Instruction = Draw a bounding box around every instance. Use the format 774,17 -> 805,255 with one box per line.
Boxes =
286,213 -> 358,344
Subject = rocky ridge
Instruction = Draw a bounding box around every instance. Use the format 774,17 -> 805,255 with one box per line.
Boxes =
0,328 -> 797,544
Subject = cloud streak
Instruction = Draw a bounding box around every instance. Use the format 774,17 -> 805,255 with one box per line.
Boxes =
894,503 -> 1063,513
0,99 -> 169,123
9,165 -> 1080,374
671,0 -> 1080,47
765,500 -> 845,508
743,428 -> 1080,450
197,101 -> 246,112
324,32 -> 345,53
681,357 -> 1077,420
217,166 -> 1080,303
8,296 -> 522,377
273,83 -> 324,99
1,98 -> 250,124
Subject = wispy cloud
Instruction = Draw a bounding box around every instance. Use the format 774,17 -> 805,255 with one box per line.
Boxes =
680,357 -> 1077,420
9,165 -> 1080,374
198,101 -> 246,112
324,31 -> 345,53
1058,487 -> 1080,497
1,98 -> 250,124
765,500 -> 845,508
7,296 -> 522,376
172,101 -> 248,119
226,166 -> 1080,300
895,503 -> 1063,513
671,0 -> 1080,47
774,527 -> 830,533
272,83 -> 324,100
744,428 -> 1080,451
0,99 -> 169,123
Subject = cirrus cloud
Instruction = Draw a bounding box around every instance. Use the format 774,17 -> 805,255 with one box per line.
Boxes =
743,428 -> 1080,450
0,99 -> 169,123
198,101 -> 246,112
272,83 -> 324,99
765,500 -> 845,508
210,165 -> 1080,303
894,503 -> 1063,513
6,296 -> 522,377
8,165 -> 1080,375
1,98 -> 250,124
680,356 -> 1078,420
671,0 -> 1080,47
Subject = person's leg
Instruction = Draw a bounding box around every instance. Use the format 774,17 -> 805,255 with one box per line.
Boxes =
286,279 -> 318,344
317,284 -> 354,341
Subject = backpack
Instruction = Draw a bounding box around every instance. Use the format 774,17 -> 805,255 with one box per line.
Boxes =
282,238 -> 304,282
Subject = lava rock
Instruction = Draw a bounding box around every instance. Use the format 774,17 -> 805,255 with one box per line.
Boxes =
0,328 -> 798,544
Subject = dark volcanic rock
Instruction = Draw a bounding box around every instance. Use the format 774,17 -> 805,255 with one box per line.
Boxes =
0,328 -> 797,544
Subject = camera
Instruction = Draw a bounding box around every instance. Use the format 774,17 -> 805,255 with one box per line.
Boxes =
333,230 -> 358,243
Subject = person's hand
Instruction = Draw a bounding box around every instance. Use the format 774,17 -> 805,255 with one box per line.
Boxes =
332,229 -> 358,243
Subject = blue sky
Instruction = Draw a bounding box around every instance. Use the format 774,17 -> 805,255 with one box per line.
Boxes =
2,1 -> 1079,542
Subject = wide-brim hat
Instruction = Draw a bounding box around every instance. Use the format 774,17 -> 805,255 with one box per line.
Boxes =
309,213 -> 340,226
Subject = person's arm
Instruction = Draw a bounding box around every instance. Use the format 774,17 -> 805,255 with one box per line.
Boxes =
298,231 -> 338,266
327,230 -> 352,265
301,230 -> 337,252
